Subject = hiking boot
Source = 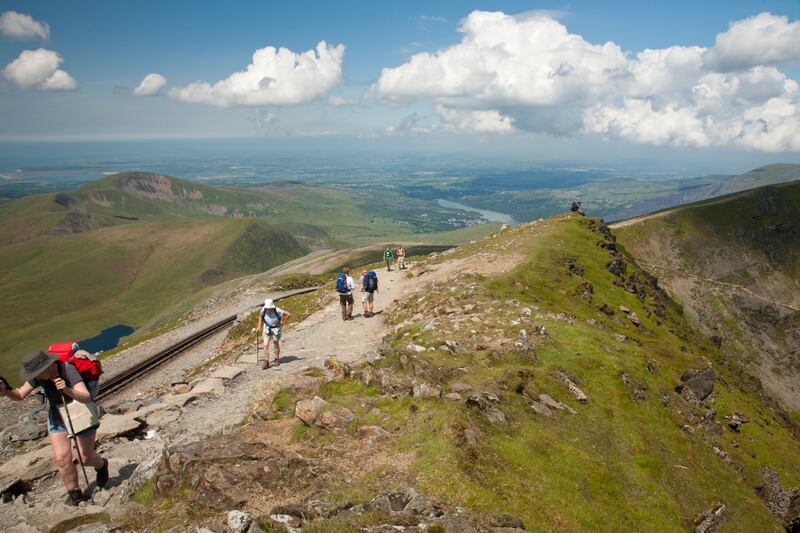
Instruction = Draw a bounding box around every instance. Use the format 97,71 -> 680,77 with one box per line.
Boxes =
66,488 -> 88,506
261,360 -> 270,369
95,458 -> 109,488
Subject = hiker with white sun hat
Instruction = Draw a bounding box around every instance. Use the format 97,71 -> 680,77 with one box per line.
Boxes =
256,298 -> 291,369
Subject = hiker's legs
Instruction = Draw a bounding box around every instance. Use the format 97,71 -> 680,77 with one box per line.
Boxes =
273,338 -> 281,363
76,432 -> 103,469
50,431 -> 79,491
340,295 -> 348,320
347,295 -> 354,318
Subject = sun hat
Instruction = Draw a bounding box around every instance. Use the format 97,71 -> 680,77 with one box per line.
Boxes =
264,299 -> 276,309
19,350 -> 57,382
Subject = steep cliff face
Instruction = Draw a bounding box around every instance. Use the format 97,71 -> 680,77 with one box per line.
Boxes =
615,182 -> 800,415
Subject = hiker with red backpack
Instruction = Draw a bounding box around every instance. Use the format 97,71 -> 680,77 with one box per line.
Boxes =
47,342 -> 103,399
336,266 -> 355,320
1,350 -> 109,506
361,270 -> 379,317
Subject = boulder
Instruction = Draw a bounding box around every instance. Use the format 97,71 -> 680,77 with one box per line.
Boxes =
0,445 -> 55,483
444,392 -> 463,402
317,407 -> 356,432
3,419 -> 46,442
227,510 -> 253,533
357,425 -> 391,440
166,392 -> 201,407
295,396 -> 328,425
557,372 -> 588,403
116,401 -> 143,415
530,401 -> 553,417
210,366 -> 244,381
412,383 -> 442,399
514,330 -> 531,353
725,412 -> 749,433
485,408 -> 507,424
537,394 -> 575,413
192,378 -> 225,397
96,414 -> 143,442
679,367 -> 715,401
145,408 -> 180,427
694,503 -> 726,533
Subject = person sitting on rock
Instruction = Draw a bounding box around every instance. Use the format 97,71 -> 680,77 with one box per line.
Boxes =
1,350 -> 109,505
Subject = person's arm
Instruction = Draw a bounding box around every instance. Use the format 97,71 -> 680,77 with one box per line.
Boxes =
256,310 -> 263,334
53,377 -> 92,403
3,380 -> 35,401
281,310 -> 291,324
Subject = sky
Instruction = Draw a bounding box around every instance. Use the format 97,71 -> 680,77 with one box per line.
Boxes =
1,0 -> 799,168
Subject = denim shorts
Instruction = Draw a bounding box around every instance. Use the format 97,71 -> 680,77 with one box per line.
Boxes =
47,407 -> 97,437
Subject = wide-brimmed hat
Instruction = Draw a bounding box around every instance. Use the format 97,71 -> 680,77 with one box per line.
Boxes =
264,299 -> 276,309
19,350 -> 57,382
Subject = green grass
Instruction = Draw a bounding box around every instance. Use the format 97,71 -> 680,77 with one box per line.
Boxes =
297,214 -> 800,532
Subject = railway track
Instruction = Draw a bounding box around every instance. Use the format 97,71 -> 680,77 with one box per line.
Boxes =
96,287 -> 319,400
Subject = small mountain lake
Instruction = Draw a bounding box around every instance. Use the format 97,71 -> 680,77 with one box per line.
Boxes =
78,324 -> 135,354
437,199 -> 518,226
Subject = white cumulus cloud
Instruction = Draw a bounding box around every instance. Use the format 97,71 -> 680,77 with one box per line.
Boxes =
170,41 -> 345,107
133,73 -> 167,96
0,11 -> 49,40
706,12 -> 800,72
373,10 -> 800,152
3,48 -> 76,90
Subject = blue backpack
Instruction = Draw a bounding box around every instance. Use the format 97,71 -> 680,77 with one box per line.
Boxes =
336,273 -> 349,293
363,271 -> 378,292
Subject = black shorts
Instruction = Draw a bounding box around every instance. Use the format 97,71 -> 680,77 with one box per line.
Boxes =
339,294 -> 354,305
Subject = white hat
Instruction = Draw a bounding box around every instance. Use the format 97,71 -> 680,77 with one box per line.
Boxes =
264,299 -> 276,308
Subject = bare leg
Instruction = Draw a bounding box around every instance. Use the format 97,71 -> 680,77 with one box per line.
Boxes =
273,338 -> 281,365
262,336 -> 270,368
49,431 -> 78,491
76,432 -> 104,469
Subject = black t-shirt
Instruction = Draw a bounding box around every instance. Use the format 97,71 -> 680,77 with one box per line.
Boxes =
27,361 -> 82,417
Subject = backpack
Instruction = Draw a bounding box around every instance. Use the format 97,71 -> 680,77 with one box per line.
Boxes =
364,271 -> 378,292
336,273 -> 350,294
47,342 -> 103,383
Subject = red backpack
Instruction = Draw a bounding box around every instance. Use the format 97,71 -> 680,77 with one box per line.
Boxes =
47,342 -> 103,383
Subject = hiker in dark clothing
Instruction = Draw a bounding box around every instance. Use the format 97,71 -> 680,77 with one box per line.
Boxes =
1,350 -> 109,505
336,266 -> 355,320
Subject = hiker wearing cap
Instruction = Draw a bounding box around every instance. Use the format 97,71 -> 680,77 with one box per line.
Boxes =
361,270 -> 379,317
396,245 -> 407,270
336,267 -> 355,320
1,350 -> 109,506
257,299 -> 290,369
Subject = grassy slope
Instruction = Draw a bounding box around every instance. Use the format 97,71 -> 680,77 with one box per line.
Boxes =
0,172 -> 497,381
292,215 -> 800,531
614,181 -> 800,415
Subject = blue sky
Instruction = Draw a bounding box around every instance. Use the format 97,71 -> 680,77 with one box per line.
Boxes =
1,0 -> 799,166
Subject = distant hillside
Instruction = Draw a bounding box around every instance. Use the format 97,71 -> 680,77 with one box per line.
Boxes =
605,163 -> 800,222
615,181 -> 800,415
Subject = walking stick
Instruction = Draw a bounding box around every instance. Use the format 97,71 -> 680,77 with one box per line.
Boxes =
60,392 -> 93,500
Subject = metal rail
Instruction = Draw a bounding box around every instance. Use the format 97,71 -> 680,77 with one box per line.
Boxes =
96,287 -> 319,400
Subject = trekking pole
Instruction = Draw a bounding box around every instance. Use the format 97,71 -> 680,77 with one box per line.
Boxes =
255,330 -> 259,366
60,392 -> 93,500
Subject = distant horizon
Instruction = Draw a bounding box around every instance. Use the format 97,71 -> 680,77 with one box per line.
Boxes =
1,1 -> 799,162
